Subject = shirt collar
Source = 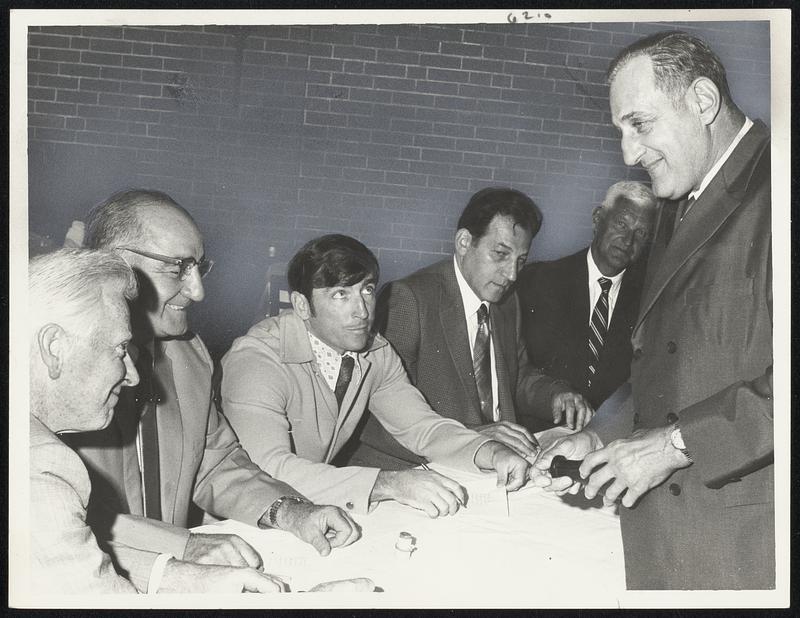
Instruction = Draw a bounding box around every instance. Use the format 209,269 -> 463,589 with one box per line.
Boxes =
689,117 -> 753,201
453,255 -> 485,318
307,329 -> 357,363
587,248 -> 625,287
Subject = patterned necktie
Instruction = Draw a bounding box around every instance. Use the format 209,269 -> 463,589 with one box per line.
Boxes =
588,277 -> 612,389
473,303 -> 493,423
334,354 -> 355,410
135,345 -> 161,520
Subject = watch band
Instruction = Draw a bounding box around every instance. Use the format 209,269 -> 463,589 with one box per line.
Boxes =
266,495 -> 307,529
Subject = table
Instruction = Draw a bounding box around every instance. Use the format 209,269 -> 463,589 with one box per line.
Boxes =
193,431 -> 626,607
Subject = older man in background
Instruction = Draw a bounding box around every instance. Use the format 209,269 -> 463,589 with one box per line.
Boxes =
29,248 -> 284,593
535,31 -> 774,590
518,181 -> 657,414
64,190 -> 360,592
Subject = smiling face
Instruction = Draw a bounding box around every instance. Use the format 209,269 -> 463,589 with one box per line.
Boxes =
61,287 -> 139,431
128,206 -> 206,339
455,214 -> 532,303
591,197 -> 655,276
610,55 -> 713,200
297,276 -> 377,354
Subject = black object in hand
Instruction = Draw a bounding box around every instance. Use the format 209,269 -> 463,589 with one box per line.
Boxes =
549,455 -> 584,481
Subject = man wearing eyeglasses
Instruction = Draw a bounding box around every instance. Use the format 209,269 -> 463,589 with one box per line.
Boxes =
64,189 -> 361,592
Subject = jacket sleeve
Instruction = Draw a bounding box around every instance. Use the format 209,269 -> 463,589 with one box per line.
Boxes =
31,443 -> 140,594
192,395 -> 302,526
375,280 -> 421,380
511,293 -> 574,426
220,340 -> 380,515
680,367 -> 773,488
368,346 -> 490,468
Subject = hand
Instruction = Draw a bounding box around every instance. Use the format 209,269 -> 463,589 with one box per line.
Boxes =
551,391 -> 595,430
474,441 -> 530,491
272,502 -> 362,557
158,558 -> 285,593
474,421 -> 540,462
306,577 -> 376,593
530,429 -> 603,495
371,469 -> 467,517
184,533 -> 262,569
580,426 -> 692,508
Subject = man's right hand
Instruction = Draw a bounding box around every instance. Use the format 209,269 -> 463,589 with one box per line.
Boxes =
272,502 -> 362,557
370,469 -> 467,517
184,532 -> 263,568
473,420 -> 540,462
530,429 -> 603,495
158,558 -> 285,593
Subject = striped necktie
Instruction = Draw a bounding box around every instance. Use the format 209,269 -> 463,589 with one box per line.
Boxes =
473,303 -> 493,423
588,277 -> 612,389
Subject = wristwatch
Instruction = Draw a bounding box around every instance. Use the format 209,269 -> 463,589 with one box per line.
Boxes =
266,495 -> 308,529
669,423 -> 693,463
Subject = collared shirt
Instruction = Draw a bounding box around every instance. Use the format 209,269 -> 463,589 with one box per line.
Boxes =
307,329 -> 361,394
453,255 -> 500,422
587,249 -> 625,327
688,117 -> 753,206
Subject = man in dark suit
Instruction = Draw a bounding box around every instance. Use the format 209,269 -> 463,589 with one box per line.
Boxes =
535,31 -> 774,590
344,188 -> 593,470
518,181 -> 657,413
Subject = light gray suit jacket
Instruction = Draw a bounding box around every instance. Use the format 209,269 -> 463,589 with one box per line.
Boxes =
30,415 -> 138,594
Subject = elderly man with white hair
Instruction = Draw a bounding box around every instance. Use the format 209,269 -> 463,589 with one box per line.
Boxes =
29,248 -> 285,593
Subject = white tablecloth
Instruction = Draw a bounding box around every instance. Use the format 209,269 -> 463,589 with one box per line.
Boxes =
193,441 -> 626,607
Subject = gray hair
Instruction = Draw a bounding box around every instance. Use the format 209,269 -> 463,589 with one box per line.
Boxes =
600,181 -> 657,213
85,189 -> 185,249
607,31 -> 734,109
29,248 -> 138,335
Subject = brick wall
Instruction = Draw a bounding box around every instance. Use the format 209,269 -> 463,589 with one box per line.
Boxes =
27,20 -> 771,356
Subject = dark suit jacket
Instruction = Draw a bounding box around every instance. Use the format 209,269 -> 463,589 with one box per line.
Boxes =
517,247 -> 646,411
604,120 -> 774,590
342,258 -> 570,470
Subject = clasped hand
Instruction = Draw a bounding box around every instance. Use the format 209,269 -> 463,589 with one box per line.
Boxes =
531,426 -> 691,507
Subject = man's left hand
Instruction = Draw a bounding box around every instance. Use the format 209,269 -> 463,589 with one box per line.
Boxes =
551,391 -> 594,430
268,503 -> 362,556
475,441 -> 530,491
579,425 -> 692,508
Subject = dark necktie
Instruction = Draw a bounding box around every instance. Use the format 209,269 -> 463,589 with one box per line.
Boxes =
135,345 -> 162,520
334,355 -> 355,410
588,277 -> 612,389
473,303 -> 493,423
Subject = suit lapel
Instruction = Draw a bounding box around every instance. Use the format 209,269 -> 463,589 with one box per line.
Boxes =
439,263 -> 482,416
490,299 -> 514,420
158,341 -> 185,525
115,388 -> 144,516
635,122 -> 769,336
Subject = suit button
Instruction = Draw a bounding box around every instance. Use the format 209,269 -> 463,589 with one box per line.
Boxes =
632,348 -> 643,360
666,341 -> 677,354
345,501 -> 354,510
633,413 -> 640,424
665,412 -> 678,424
669,483 -> 681,496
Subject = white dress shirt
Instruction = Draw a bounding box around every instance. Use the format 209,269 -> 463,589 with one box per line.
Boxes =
307,329 -> 361,395
587,249 -> 625,328
454,256 -> 500,422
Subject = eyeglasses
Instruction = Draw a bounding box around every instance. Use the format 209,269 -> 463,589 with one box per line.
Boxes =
119,247 -> 214,280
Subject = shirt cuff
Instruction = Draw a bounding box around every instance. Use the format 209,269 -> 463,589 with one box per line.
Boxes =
147,553 -> 174,594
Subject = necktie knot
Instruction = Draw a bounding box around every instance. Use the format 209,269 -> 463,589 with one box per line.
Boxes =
477,303 -> 489,325
598,277 -> 612,293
